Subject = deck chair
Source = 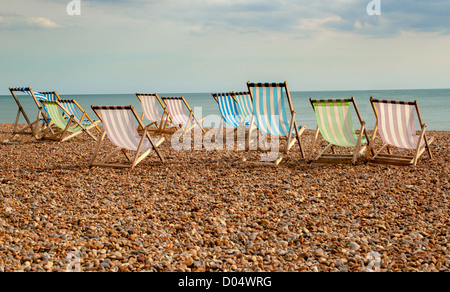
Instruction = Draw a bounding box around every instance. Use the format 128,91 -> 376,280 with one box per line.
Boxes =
212,92 -> 249,129
243,82 -> 306,166
40,100 -> 100,142
4,87 -> 55,143
136,93 -> 171,132
308,97 -> 370,165
366,97 -> 434,166
230,91 -> 254,127
161,96 -> 205,134
90,105 -> 165,169
57,98 -> 101,133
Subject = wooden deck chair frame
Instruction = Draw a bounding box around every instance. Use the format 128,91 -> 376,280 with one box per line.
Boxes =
366,97 -> 434,166
161,96 -> 206,134
243,81 -> 306,166
90,105 -> 165,169
40,100 -> 100,142
136,93 -> 172,132
3,87 -> 55,143
308,97 -> 371,165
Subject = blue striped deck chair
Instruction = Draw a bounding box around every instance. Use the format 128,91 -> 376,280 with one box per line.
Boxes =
40,100 -> 100,142
244,82 -> 306,166
4,87 -> 53,143
58,99 -> 102,133
230,91 -> 253,127
308,97 -> 370,165
212,92 -> 248,129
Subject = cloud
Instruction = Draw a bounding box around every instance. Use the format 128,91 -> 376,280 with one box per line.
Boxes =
146,0 -> 450,38
27,17 -> 60,29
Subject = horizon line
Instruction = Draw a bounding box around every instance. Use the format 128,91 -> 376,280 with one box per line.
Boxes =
1,87 -> 449,96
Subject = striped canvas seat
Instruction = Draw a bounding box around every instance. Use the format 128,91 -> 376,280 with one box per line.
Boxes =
40,100 -> 99,142
136,93 -> 170,132
312,99 -> 367,147
212,93 -> 244,128
162,96 -> 205,133
231,91 -> 253,125
139,94 -> 163,123
373,100 -> 424,149
309,98 -> 369,164
367,98 -> 434,166
27,91 -> 60,122
90,105 -> 165,168
243,82 -> 306,166
249,83 -> 293,136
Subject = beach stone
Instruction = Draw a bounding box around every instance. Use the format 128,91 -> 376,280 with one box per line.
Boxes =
0,124 -> 448,272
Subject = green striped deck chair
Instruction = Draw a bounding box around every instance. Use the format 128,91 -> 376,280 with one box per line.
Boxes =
40,100 -> 100,142
33,91 -> 61,122
308,97 -> 370,164
244,82 -> 306,166
4,87 -> 53,143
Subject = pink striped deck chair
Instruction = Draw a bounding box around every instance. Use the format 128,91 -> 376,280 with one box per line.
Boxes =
90,105 -> 165,169
136,93 -> 171,132
367,97 -> 434,166
161,96 -> 205,133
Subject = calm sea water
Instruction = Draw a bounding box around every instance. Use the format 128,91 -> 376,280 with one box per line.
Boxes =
0,89 -> 449,131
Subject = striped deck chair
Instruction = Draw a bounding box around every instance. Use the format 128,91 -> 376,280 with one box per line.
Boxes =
212,92 -> 248,129
244,82 -> 306,166
366,97 -> 434,166
4,87 -> 54,143
40,100 -> 100,142
58,99 -> 101,132
90,105 -> 165,169
161,96 -> 205,134
230,91 -> 253,127
308,97 -> 370,165
136,93 -> 171,132
32,91 -> 61,121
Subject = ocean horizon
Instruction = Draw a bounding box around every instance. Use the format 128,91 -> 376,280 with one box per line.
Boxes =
1,88 -> 449,131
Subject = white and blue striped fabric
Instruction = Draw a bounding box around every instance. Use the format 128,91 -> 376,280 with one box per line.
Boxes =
24,91 -> 59,102
232,91 -> 253,126
213,93 -> 244,128
248,83 -> 292,136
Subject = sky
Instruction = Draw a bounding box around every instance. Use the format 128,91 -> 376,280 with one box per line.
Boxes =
0,0 -> 449,94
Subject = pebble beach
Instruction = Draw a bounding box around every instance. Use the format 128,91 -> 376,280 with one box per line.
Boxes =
0,123 -> 448,272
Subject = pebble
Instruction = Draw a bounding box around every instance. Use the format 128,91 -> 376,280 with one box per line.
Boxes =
0,124 -> 449,272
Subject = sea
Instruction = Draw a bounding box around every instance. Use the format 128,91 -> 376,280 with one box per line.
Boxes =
0,89 -> 449,131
